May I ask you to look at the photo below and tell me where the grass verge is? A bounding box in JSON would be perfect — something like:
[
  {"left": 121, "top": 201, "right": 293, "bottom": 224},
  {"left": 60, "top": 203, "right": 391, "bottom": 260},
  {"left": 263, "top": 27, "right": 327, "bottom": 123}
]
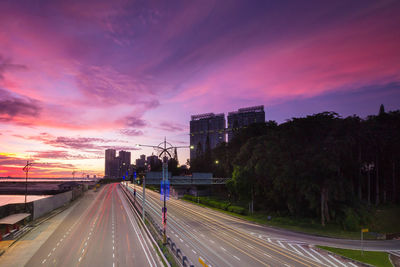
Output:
[{"left": 317, "top": 245, "right": 393, "bottom": 267}]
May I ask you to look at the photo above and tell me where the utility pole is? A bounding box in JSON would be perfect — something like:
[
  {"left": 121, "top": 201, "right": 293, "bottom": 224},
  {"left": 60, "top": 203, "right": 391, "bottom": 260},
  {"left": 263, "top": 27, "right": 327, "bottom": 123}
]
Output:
[
  {"left": 136, "top": 138, "right": 193, "bottom": 244},
  {"left": 22, "top": 161, "right": 33, "bottom": 212}
]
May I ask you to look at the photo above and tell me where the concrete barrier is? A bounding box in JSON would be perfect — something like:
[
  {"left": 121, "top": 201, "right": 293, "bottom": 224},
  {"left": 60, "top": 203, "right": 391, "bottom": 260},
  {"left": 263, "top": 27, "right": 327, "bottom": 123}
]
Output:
[{"left": 33, "top": 191, "right": 72, "bottom": 220}]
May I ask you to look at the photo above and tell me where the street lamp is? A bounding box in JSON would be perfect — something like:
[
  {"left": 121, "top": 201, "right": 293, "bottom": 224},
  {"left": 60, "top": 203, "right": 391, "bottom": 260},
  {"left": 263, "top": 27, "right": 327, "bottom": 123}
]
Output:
[
  {"left": 22, "top": 161, "right": 34, "bottom": 212},
  {"left": 136, "top": 138, "right": 192, "bottom": 244}
]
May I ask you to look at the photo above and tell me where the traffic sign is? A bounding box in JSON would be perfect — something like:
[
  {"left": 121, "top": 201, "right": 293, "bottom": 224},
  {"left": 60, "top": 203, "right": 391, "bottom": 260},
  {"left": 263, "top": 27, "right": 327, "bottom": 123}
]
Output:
[
  {"left": 160, "top": 180, "right": 170, "bottom": 200},
  {"left": 123, "top": 175, "right": 125, "bottom": 180},
  {"left": 362, "top": 228, "right": 369, "bottom": 233}
]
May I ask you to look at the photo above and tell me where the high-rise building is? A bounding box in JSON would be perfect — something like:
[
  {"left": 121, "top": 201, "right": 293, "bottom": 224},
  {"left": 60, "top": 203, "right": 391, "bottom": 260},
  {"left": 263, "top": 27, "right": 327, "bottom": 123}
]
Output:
[
  {"left": 118, "top": 150, "right": 131, "bottom": 178},
  {"left": 227, "top": 105, "right": 265, "bottom": 142},
  {"left": 105, "top": 149, "right": 118, "bottom": 178},
  {"left": 104, "top": 149, "right": 131, "bottom": 178},
  {"left": 190, "top": 113, "right": 225, "bottom": 159},
  {"left": 135, "top": 154, "right": 146, "bottom": 168}
]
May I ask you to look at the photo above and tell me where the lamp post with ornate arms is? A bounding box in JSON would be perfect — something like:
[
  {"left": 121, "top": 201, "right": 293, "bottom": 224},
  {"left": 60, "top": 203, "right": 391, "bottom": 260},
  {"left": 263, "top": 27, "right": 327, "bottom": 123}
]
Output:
[{"left": 136, "top": 138, "right": 193, "bottom": 244}]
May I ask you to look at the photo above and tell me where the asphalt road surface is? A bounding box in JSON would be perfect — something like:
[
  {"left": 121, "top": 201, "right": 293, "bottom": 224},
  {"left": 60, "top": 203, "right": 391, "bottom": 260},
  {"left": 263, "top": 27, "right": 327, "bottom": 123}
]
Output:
[
  {"left": 26, "top": 183, "right": 162, "bottom": 267},
  {"left": 128, "top": 184, "right": 399, "bottom": 267}
]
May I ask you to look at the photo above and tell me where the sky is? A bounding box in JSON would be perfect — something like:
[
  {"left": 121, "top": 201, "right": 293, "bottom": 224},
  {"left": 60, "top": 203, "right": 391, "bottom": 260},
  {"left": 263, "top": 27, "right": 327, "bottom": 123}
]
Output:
[{"left": 0, "top": 0, "right": 399, "bottom": 177}]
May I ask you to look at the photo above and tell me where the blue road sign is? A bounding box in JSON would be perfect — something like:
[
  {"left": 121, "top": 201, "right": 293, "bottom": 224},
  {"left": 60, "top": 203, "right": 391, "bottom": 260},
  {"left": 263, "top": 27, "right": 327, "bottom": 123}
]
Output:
[
  {"left": 126, "top": 171, "right": 128, "bottom": 176},
  {"left": 134, "top": 172, "right": 137, "bottom": 180},
  {"left": 160, "top": 180, "right": 170, "bottom": 200},
  {"left": 123, "top": 175, "right": 125, "bottom": 180}
]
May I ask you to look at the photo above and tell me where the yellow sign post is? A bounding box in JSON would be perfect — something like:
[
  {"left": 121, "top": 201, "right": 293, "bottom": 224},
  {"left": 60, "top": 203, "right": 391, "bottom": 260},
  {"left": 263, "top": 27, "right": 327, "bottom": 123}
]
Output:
[{"left": 361, "top": 228, "right": 369, "bottom": 255}]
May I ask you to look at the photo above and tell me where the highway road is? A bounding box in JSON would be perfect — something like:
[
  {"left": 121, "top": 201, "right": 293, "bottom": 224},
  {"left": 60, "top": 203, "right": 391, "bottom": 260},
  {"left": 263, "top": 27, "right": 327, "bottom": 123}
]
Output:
[
  {"left": 128, "top": 184, "right": 381, "bottom": 267},
  {"left": 26, "top": 183, "right": 163, "bottom": 267}
]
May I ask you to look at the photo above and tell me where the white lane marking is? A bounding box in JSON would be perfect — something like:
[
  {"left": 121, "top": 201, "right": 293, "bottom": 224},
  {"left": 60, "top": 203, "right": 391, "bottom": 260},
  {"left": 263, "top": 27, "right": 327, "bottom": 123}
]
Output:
[
  {"left": 200, "top": 234, "right": 205, "bottom": 237},
  {"left": 298, "top": 245, "right": 322, "bottom": 263},
  {"left": 185, "top": 244, "right": 189, "bottom": 247},
  {"left": 220, "top": 247, "right": 226, "bottom": 251},
  {"left": 288, "top": 243, "right": 304, "bottom": 255},
  {"left": 258, "top": 234, "right": 263, "bottom": 239},
  {"left": 250, "top": 232, "right": 255, "bottom": 235},
  {"left": 78, "top": 257, "right": 82, "bottom": 262},
  {"left": 48, "top": 253, "right": 51, "bottom": 257},
  {"left": 52, "top": 248, "right": 55, "bottom": 251},
  {"left": 192, "top": 249, "right": 197, "bottom": 254},
  {"left": 348, "top": 262, "right": 358, "bottom": 267},
  {"left": 57, "top": 242, "right": 60, "bottom": 246},
  {"left": 310, "top": 248, "right": 338, "bottom": 267},
  {"left": 60, "top": 238, "right": 63, "bottom": 242},
  {"left": 113, "top": 246, "right": 115, "bottom": 250},
  {"left": 263, "top": 253, "right": 272, "bottom": 258},
  {"left": 246, "top": 244, "right": 254, "bottom": 249},
  {"left": 234, "top": 238, "right": 239, "bottom": 242},
  {"left": 171, "top": 230, "right": 174, "bottom": 234},
  {"left": 328, "top": 255, "right": 347, "bottom": 267},
  {"left": 233, "top": 255, "right": 240, "bottom": 261},
  {"left": 113, "top": 253, "right": 115, "bottom": 258},
  {"left": 284, "top": 264, "right": 290, "bottom": 267},
  {"left": 82, "top": 249, "right": 85, "bottom": 253},
  {"left": 42, "top": 259, "right": 46, "bottom": 264},
  {"left": 267, "top": 238, "right": 272, "bottom": 243},
  {"left": 210, "top": 240, "right": 215, "bottom": 244},
  {"left": 180, "top": 238, "right": 183, "bottom": 243},
  {"left": 175, "top": 234, "right": 178, "bottom": 238},
  {"left": 84, "top": 242, "right": 87, "bottom": 246},
  {"left": 278, "top": 240, "right": 286, "bottom": 249}
]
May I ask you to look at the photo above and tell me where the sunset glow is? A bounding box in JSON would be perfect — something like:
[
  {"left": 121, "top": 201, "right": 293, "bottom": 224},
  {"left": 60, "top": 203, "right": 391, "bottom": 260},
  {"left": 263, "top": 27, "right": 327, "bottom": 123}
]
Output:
[{"left": 1, "top": 0, "right": 399, "bottom": 177}]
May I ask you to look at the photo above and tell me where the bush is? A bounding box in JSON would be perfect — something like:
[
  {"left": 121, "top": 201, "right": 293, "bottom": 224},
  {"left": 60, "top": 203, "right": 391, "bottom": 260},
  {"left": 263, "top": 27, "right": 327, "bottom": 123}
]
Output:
[
  {"left": 228, "top": 205, "right": 247, "bottom": 215},
  {"left": 343, "top": 208, "right": 360, "bottom": 231}
]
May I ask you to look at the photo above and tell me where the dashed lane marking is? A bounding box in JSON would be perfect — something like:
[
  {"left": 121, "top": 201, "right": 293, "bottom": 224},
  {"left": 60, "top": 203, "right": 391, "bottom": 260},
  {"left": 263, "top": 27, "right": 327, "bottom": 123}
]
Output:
[{"left": 233, "top": 255, "right": 240, "bottom": 261}]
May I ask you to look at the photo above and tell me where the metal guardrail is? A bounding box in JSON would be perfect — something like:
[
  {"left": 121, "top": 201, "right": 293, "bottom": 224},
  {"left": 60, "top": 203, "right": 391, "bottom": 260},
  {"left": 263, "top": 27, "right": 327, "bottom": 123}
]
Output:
[{"left": 121, "top": 185, "right": 194, "bottom": 267}]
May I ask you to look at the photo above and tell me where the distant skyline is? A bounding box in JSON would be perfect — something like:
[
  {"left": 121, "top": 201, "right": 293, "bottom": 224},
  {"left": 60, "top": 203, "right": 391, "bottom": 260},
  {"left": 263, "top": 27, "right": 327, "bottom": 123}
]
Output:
[{"left": 1, "top": 0, "right": 400, "bottom": 177}]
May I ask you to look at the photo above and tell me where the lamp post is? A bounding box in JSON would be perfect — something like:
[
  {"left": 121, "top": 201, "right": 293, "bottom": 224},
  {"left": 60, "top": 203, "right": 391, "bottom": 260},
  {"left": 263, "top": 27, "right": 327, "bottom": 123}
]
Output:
[
  {"left": 137, "top": 138, "right": 192, "bottom": 244},
  {"left": 22, "top": 161, "right": 33, "bottom": 212}
]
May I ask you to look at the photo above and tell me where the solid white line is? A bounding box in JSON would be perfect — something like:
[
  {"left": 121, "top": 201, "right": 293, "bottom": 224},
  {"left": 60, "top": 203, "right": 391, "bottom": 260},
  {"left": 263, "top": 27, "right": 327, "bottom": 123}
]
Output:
[
  {"left": 288, "top": 243, "right": 304, "bottom": 255},
  {"left": 310, "top": 248, "right": 338, "bottom": 267},
  {"left": 192, "top": 249, "right": 197, "bottom": 254},
  {"left": 233, "top": 255, "right": 240, "bottom": 261},
  {"left": 328, "top": 255, "right": 347, "bottom": 267},
  {"left": 348, "top": 262, "right": 358, "bottom": 267},
  {"left": 390, "top": 251, "right": 400, "bottom": 257},
  {"left": 298, "top": 245, "right": 322, "bottom": 263}
]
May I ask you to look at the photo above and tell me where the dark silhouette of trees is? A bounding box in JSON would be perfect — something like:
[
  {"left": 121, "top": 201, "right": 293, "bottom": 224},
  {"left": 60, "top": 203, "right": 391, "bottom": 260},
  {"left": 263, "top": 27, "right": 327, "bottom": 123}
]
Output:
[{"left": 190, "top": 106, "right": 400, "bottom": 228}]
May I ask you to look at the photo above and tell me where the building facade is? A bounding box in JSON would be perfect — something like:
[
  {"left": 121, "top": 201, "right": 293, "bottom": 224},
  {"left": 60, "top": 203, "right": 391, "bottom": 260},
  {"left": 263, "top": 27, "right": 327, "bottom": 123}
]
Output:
[
  {"left": 227, "top": 105, "right": 265, "bottom": 142},
  {"left": 190, "top": 113, "right": 225, "bottom": 159},
  {"left": 104, "top": 149, "right": 131, "bottom": 178}
]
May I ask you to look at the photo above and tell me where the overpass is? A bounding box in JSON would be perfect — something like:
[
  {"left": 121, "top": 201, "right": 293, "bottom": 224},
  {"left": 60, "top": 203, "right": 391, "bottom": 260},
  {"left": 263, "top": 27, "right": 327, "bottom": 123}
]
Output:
[{"left": 143, "top": 172, "right": 229, "bottom": 185}]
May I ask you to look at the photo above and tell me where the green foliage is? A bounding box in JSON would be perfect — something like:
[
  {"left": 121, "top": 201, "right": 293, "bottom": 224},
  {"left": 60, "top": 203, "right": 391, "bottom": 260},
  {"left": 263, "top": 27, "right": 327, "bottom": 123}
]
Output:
[
  {"left": 190, "top": 108, "right": 400, "bottom": 230},
  {"left": 227, "top": 205, "right": 247, "bottom": 215},
  {"left": 317, "top": 246, "right": 393, "bottom": 267}
]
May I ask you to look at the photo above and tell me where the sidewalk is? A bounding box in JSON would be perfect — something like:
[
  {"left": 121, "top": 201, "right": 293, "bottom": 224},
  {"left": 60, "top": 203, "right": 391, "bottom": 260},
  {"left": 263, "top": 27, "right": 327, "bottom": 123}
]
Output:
[{"left": 0, "top": 194, "right": 83, "bottom": 267}]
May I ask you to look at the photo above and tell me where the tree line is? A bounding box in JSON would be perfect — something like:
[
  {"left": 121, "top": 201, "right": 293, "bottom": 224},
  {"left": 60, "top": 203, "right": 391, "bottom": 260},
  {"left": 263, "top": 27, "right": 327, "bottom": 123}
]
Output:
[{"left": 190, "top": 105, "right": 400, "bottom": 229}]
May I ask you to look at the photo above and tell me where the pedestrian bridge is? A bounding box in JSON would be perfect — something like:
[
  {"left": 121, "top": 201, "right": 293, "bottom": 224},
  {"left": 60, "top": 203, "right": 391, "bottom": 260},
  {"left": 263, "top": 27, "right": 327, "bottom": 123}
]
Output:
[{"left": 144, "top": 172, "right": 229, "bottom": 185}]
